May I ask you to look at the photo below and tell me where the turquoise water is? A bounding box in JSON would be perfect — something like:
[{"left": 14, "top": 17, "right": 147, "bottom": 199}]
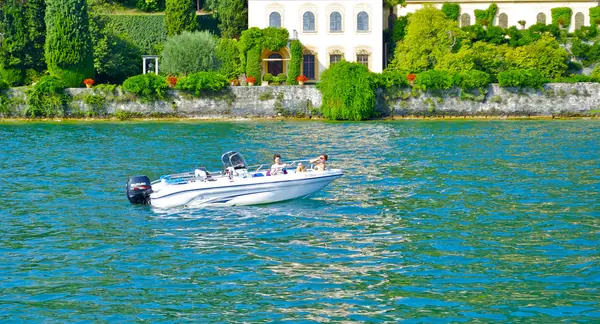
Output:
[{"left": 0, "top": 120, "right": 599, "bottom": 322}]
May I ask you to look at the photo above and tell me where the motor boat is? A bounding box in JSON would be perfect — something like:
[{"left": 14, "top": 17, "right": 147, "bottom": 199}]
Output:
[{"left": 126, "top": 151, "right": 343, "bottom": 208}]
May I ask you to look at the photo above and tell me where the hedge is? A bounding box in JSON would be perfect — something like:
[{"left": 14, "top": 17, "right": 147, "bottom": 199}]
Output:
[
  {"left": 497, "top": 69, "right": 546, "bottom": 88},
  {"left": 100, "top": 14, "right": 219, "bottom": 55},
  {"left": 287, "top": 40, "right": 302, "bottom": 85}
]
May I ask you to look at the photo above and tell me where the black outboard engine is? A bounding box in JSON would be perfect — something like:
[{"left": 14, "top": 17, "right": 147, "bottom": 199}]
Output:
[{"left": 126, "top": 175, "right": 153, "bottom": 205}]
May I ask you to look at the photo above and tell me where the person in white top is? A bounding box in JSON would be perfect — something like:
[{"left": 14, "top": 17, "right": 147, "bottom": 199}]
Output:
[{"left": 270, "top": 154, "right": 288, "bottom": 175}]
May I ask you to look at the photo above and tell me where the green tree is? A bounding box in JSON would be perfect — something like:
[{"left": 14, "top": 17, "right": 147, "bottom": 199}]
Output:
[
  {"left": 441, "top": 3, "right": 460, "bottom": 21},
  {"left": 25, "top": 0, "right": 46, "bottom": 73},
  {"left": 0, "top": 0, "right": 28, "bottom": 85},
  {"left": 504, "top": 35, "right": 568, "bottom": 78},
  {"left": 165, "top": 0, "right": 198, "bottom": 36},
  {"left": 205, "top": 0, "right": 247, "bottom": 39},
  {"left": 286, "top": 40, "right": 302, "bottom": 85},
  {"left": 45, "top": 0, "right": 94, "bottom": 87},
  {"left": 318, "top": 61, "right": 376, "bottom": 121},
  {"left": 389, "top": 5, "right": 460, "bottom": 72},
  {"left": 162, "top": 31, "right": 219, "bottom": 75}
]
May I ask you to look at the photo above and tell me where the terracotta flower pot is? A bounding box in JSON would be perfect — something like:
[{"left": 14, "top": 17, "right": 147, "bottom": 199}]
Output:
[
  {"left": 248, "top": 82, "right": 254, "bottom": 86},
  {"left": 298, "top": 81, "right": 304, "bottom": 86},
  {"left": 85, "top": 84, "right": 92, "bottom": 89}
]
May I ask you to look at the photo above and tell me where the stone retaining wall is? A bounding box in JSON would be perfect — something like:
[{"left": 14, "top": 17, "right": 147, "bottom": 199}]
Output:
[{"left": 5, "top": 83, "right": 600, "bottom": 118}]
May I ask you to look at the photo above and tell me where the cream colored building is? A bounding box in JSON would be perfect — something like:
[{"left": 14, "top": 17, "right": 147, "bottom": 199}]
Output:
[
  {"left": 392, "top": 1, "right": 600, "bottom": 32},
  {"left": 248, "top": 1, "right": 599, "bottom": 79},
  {"left": 248, "top": 0, "right": 383, "bottom": 81}
]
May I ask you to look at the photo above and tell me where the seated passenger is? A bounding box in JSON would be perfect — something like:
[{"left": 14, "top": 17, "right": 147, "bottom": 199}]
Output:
[
  {"left": 296, "top": 162, "right": 306, "bottom": 172},
  {"left": 310, "top": 154, "right": 328, "bottom": 171},
  {"left": 270, "top": 154, "right": 288, "bottom": 176}
]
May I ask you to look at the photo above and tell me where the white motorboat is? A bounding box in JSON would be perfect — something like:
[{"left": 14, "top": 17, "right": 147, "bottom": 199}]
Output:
[{"left": 126, "top": 151, "right": 343, "bottom": 208}]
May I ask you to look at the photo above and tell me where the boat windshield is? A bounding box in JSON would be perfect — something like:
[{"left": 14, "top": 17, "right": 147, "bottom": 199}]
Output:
[{"left": 221, "top": 151, "right": 248, "bottom": 169}]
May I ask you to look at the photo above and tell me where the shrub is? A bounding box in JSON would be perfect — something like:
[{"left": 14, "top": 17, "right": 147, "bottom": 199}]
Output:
[
  {"left": 287, "top": 40, "right": 302, "bottom": 85},
  {"left": 165, "top": 0, "right": 197, "bottom": 36},
  {"left": 45, "top": 0, "right": 94, "bottom": 87},
  {"left": 263, "top": 73, "right": 274, "bottom": 82},
  {"left": 136, "top": 0, "right": 163, "bottom": 12},
  {"left": 592, "top": 64, "right": 600, "bottom": 78},
  {"left": 162, "top": 31, "right": 219, "bottom": 75},
  {"left": 176, "top": 71, "right": 228, "bottom": 95},
  {"left": 551, "top": 7, "right": 572, "bottom": 27},
  {"left": 216, "top": 38, "right": 242, "bottom": 80},
  {"left": 414, "top": 70, "right": 453, "bottom": 90},
  {"left": 504, "top": 35, "right": 569, "bottom": 79},
  {"left": 441, "top": 3, "right": 460, "bottom": 21},
  {"left": 371, "top": 71, "right": 409, "bottom": 88},
  {"left": 453, "top": 70, "right": 490, "bottom": 90},
  {"left": 25, "top": 75, "right": 70, "bottom": 117},
  {"left": 122, "top": 74, "right": 169, "bottom": 101},
  {"left": 275, "top": 73, "right": 286, "bottom": 84},
  {"left": 497, "top": 69, "right": 546, "bottom": 88},
  {"left": 317, "top": 61, "right": 376, "bottom": 121},
  {"left": 0, "top": 79, "right": 10, "bottom": 91}
]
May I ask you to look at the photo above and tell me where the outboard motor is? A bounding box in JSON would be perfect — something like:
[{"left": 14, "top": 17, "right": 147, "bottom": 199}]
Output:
[{"left": 126, "top": 175, "right": 153, "bottom": 205}]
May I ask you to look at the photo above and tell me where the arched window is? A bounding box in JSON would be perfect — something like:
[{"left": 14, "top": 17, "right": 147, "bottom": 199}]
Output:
[
  {"left": 357, "top": 11, "right": 369, "bottom": 31},
  {"left": 499, "top": 13, "right": 508, "bottom": 28},
  {"left": 269, "top": 12, "right": 281, "bottom": 27},
  {"left": 330, "top": 11, "right": 342, "bottom": 32},
  {"left": 460, "top": 13, "right": 471, "bottom": 27},
  {"left": 575, "top": 12, "right": 584, "bottom": 30},
  {"left": 267, "top": 53, "right": 283, "bottom": 76},
  {"left": 537, "top": 12, "right": 546, "bottom": 24},
  {"left": 303, "top": 11, "right": 315, "bottom": 32}
]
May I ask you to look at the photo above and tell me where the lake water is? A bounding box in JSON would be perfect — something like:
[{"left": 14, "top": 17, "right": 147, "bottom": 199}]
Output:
[{"left": 1, "top": 120, "right": 599, "bottom": 322}]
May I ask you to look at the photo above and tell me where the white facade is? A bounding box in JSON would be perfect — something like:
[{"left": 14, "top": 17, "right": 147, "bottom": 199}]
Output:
[
  {"left": 394, "top": 1, "right": 600, "bottom": 33},
  {"left": 248, "top": 0, "right": 383, "bottom": 80}
]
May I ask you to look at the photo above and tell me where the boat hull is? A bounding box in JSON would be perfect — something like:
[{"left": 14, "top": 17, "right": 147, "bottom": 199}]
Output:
[{"left": 149, "top": 169, "right": 343, "bottom": 208}]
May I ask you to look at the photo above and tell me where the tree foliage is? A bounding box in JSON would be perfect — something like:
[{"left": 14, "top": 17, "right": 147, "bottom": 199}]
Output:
[
  {"left": 504, "top": 35, "right": 568, "bottom": 78},
  {"left": 205, "top": 0, "right": 247, "bottom": 39},
  {"left": 176, "top": 71, "right": 228, "bottom": 95},
  {"left": 25, "top": 0, "right": 46, "bottom": 73},
  {"left": 497, "top": 69, "right": 545, "bottom": 88},
  {"left": 0, "top": 0, "right": 28, "bottom": 85},
  {"left": 389, "top": 6, "right": 460, "bottom": 72},
  {"left": 590, "top": 6, "right": 600, "bottom": 25},
  {"left": 165, "top": 0, "right": 198, "bottom": 36},
  {"left": 318, "top": 61, "right": 376, "bottom": 121},
  {"left": 45, "top": 0, "right": 94, "bottom": 87},
  {"left": 162, "top": 31, "right": 219, "bottom": 75}
]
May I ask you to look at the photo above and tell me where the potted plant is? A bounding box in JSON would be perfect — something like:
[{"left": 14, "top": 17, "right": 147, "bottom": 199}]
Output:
[
  {"left": 167, "top": 75, "right": 177, "bottom": 88},
  {"left": 296, "top": 75, "right": 308, "bottom": 85},
  {"left": 83, "top": 78, "right": 94, "bottom": 88},
  {"left": 230, "top": 79, "right": 240, "bottom": 86},
  {"left": 262, "top": 73, "right": 273, "bottom": 86},
  {"left": 246, "top": 76, "right": 256, "bottom": 86},
  {"left": 407, "top": 73, "right": 417, "bottom": 86},
  {"left": 518, "top": 20, "right": 526, "bottom": 30},
  {"left": 276, "top": 73, "right": 287, "bottom": 85}
]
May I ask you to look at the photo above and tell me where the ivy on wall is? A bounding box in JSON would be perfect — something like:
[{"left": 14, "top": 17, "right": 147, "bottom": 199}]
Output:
[
  {"left": 551, "top": 7, "right": 572, "bottom": 27},
  {"left": 442, "top": 3, "right": 460, "bottom": 21},
  {"left": 287, "top": 40, "right": 302, "bottom": 85},
  {"left": 589, "top": 6, "right": 600, "bottom": 25},
  {"left": 474, "top": 3, "right": 497, "bottom": 26}
]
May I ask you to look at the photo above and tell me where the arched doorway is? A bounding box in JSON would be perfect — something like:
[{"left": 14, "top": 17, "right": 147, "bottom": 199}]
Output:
[{"left": 267, "top": 53, "right": 283, "bottom": 76}]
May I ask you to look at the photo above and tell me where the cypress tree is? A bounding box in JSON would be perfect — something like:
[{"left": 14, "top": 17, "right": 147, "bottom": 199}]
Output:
[
  {"left": 25, "top": 0, "right": 46, "bottom": 73},
  {"left": 165, "top": 0, "right": 198, "bottom": 36},
  {"left": 0, "top": 0, "right": 28, "bottom": 85},
  {"left": 45, "top": 0, "right": 94, "bottom": 87}
]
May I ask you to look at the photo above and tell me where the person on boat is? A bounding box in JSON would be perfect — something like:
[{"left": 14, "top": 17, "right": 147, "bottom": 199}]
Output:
[
  {"left": 270, "top": 154, "right": 288, "bottom": 175},
  {"left": 310, "top": 154, "right": 328, "bottom": 171}
]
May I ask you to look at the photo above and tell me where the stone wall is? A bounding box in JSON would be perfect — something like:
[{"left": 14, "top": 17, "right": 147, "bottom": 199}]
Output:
[
  {"left": 5, "top": 83, "right": 600, "bottom": 118},
  {"left": 377, "top": 83, "right": 600, "bottom": 117}
]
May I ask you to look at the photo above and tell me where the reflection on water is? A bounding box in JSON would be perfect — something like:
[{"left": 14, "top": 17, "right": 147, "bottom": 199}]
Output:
[{"left": 0, "top": 120, "right": 599, "bottom": 322}]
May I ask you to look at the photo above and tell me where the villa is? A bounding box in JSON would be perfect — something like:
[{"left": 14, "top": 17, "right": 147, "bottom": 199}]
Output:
[{"left": 248, "top": 0, "right": 600, "bottom": 80}]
